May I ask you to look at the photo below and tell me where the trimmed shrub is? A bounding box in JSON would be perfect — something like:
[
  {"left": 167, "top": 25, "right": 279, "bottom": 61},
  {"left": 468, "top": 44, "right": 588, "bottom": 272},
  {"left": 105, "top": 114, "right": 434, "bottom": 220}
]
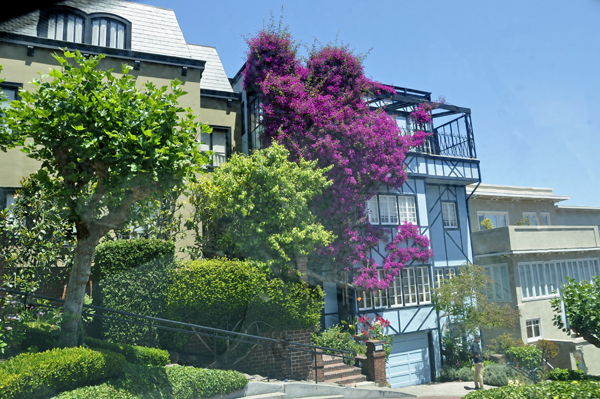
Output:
[
  {"left": 164, "top": 258, "right": 324, "bottom": 350},
  {"left": 546, "top": 367, "right": 586, "bottom": 381},
  {"left": 463, "top": 380, "right": 600, "bottom": 399},
  {"left": 457, "top": 366, "right": 475, "bottom": 382},
  {"left": 505, "top": 346, "right": 542, "bottom": 371},
  {"left": 92, "top": 238, "right": 177, "bottom": 347},
  {"left": 20, "top": 322, "right": 59, "bottom": 353},
  {"left": 92, "top": 238, "right": 175, "bottom": 280},
  {"left": 0, "top": 347, "right": 126, "bottom": 399},
  {"left": 483, "top": 364, "right": 522, "bottom": 386},
  {"left": 85, "top": 337, "right": 170, "bottom": 366},
  {"left": 55, "top": 364, "right": 248, "bottom": 399},
  {"left": 311, "top": 324, "right": 353, "bottom": 353}
]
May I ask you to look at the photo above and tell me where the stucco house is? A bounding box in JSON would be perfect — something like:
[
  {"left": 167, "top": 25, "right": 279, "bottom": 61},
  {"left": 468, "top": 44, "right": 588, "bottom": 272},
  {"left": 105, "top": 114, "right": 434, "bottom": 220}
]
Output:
[
  {"left": 0, "top": 0, "right": 242, "bottom": 254},
  {"left": 467, "top": 183, "right": 600, "bottom": 374}
]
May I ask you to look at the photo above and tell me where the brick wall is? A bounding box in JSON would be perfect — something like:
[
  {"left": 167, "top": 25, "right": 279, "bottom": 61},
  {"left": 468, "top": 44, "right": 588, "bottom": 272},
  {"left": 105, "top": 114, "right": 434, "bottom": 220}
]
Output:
[{"left": 184, "top": 329, "right": 319, "bottom": 381}]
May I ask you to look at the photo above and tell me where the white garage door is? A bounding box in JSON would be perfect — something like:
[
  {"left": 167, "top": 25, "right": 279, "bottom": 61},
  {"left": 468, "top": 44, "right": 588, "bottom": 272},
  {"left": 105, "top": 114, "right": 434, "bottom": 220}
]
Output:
[{"left": 386, "top": 331, "right": 431, "bottom": 387}]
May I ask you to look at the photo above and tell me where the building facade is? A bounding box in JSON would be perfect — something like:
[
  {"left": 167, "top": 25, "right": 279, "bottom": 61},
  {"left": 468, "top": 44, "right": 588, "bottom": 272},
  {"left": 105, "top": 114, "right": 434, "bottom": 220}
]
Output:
[
  {"left": 468, "top": 183, "right": 600, "bottom": 375},
  {"left": 231, "top": 73, "right": 481, "bottom": 386},
  {"left": 0, "top": 0, "right": 242, "bottom": 253}
]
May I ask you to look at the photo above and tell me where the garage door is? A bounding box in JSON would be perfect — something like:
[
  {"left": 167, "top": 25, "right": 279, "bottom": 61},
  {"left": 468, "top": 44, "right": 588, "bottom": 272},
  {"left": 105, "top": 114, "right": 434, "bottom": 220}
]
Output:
[{"left": 386, "top": 331, "right": 431, "bottom": 387}]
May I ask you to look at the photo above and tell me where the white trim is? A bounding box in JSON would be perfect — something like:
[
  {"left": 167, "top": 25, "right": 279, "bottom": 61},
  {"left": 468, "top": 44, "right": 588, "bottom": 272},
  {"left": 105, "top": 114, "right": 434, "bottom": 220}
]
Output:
[
  {"left": 522, "top": 212, "right": 539, "bottom": 226},
  {"left": 474, "top": 247, "right": 600, "bottom": 258},
  {"left": 484, "top": 263, "right": 511, "bottom": 301},
  {"left": 379, "top": 195, "right": 399, "bottom": 225},
  {"left": 367, "top": 196, "right": 379, "bottom": 224},
  {"left": 477, "top": 211, "right": 509, "bottom": 230},
  {"left": 442, "top": 202, "right": 458, "bottom": 228},
  {"left": 525, "top": 318, "right": 542, "bottom": 342},
  {"left": 540, "top": 212, "right": 551, "bottom": 226},
  {"left": 398, "top": 196, "right": 417, "bottom": 224}
]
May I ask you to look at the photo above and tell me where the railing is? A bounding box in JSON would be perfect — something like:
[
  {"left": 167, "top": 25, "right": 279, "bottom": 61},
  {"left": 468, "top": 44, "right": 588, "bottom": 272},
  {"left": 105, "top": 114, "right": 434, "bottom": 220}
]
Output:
[
  {"left": 0, "top": 287, "right": 352, "bottom": 383},
  {"left": 412, "top": 114, "right": 476, "bottom": 159}
]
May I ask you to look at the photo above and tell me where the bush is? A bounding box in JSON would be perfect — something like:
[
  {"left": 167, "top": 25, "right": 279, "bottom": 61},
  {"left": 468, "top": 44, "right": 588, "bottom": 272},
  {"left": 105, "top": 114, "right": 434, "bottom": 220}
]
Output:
[
  {"left": 486, "top": 333, "right": 525, "bottom": 355},
  {"left": 0, "top": 347, "right": 126, "bottom": 399},
  {"left": 456, "top": 366, "right": 475, "bottom": 382},
  {"left": 311, "top": 324, "right": 353, "bottom": 353},
  {"left": 439, "top": 365, "right": 459, "bottom": 382},
  {"left": 55, "top": 363, "right": 248, "bottom": 399},
  {"left": 164, "top": 258, "right": 324, "bottom": 351},
  {"left": 20, "top": 322, "right": 59, "bottom": 353},
  {"left": 505, "top": 346, "right": 542, "bottom": 370},
  {"left": 92, "top": 238, "right": 175, "bottom": 280},
  {"left": 92, "top": 238, "right": 177, "bottom": 347},
  {"left": 546, "top": 368, "right": 586, "bottom": 381},
  {"left": 483, "top": 364, "right": 522, "bottom": 386},
  {"left": 463, "top": 380, "right": 600, "bottom": 399},
  {"left": 85, "top": 337, "right": 170, "bottom": 366}
]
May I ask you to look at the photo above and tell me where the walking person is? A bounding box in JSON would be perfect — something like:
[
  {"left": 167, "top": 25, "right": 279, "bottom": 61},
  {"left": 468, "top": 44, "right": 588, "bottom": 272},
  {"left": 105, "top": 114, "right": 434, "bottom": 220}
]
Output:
[{"left": 472, "top": 335, "right": 484, "bottom": 390}]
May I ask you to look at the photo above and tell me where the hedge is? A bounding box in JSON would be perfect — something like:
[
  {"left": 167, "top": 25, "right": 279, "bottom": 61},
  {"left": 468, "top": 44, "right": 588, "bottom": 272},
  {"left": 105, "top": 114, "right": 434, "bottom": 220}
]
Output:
[
  {"left": 546, "top": 367, "right": 586, "bottom": 381},
  {"left": 54, "top": 364, "right": 248, "bottom": 399},
  {"left": 0, "top": 347, "right": 126, "bottom": 399},
  {"left": 439, "top": 365, "right": 521, "bottom": 386},
  {"left": 85, "top": 337, "right": 170, "bottom": 366},
  {"left": 164, "top": 258, "right": 324, "bottom": 350},
  {"left": 504, "top": 346, "right": 542, "bottom": 370},
  {"left": 463, "top": 380, "right": 600, "bottom": 399},
  {"left": 21, "top": 322, "right": 59, "bottom": 353},
  {"left": 92, "top": 238, "right": 175, "bottom": 280},
  {"left": 91, "top": 238, "right": 177, "bottom": 347}
]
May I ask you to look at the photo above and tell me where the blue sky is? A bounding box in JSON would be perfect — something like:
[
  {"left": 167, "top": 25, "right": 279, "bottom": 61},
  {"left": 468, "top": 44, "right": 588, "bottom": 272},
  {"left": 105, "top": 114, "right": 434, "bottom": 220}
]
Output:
[{"left": 138, "top": 0, "right": 600, "bottom": 206}]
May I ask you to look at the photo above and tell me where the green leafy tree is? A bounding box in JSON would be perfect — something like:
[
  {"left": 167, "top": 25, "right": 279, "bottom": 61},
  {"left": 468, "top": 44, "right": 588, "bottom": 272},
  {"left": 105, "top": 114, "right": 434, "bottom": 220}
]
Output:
[
  {"left": 187, "top": 142, "right": 334, "bottom": 272},
  {"left": 433, "top": 263, "right": 521, "bottom": 336},
  {"left": 0, "top": 51, "right": 210, "bottom": 346},
  {"left": 0, "top": 175, "right": 75, "bottom": 291},
  {"left": 551, "top": 277, "right": 600, "bottom": 348}
]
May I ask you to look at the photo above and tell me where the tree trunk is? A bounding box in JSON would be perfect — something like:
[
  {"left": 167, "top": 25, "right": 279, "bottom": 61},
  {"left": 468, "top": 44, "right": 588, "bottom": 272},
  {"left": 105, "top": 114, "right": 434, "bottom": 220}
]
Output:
[{"left": 59, "top": 222, "right": 100, "bottom": 347}]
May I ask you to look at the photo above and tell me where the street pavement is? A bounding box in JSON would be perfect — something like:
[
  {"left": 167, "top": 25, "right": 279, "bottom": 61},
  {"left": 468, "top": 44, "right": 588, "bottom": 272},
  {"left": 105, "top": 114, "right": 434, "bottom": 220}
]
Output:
[{"left": 387, "top": 381, "right": 495, "bottom": 398}]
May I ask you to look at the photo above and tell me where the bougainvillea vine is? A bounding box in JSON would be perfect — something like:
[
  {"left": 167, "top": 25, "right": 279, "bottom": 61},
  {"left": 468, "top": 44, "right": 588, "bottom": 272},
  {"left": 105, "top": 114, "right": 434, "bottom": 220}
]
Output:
[{"left": 243, "top": 26, "right": 435, "bottom": 290}]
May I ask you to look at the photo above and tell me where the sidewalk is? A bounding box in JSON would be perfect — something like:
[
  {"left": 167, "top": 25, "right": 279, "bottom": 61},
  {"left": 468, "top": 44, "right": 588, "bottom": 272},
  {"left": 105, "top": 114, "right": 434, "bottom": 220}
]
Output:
[{"left": 387, "top": 381, "right": 494, "bottom": 398}]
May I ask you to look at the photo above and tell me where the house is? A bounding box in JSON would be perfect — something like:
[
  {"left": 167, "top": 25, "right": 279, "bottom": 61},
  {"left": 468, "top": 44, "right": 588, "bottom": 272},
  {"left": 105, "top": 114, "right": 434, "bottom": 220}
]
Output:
[
  {"left": 467, "top": 183, "right": 600, "bottom": 374},
  {"left": 0, "top": 0, "right": 242, "bottom": 253},
  {"left": 231, "top": 70, "right": 481, "bottom": 386}
]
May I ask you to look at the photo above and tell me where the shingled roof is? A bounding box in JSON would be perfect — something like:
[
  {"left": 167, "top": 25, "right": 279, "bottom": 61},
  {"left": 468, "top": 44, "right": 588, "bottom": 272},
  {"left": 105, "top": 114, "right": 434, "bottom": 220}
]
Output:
[{"left": 0, "top": 0, "right": 232, "bottom": 92}]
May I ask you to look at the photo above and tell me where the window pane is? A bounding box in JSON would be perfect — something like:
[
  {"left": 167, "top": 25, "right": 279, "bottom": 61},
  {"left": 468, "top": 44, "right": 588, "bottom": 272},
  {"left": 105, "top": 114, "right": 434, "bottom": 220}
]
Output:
[
  {"left": 398, "top": 196, "right": 417, "bottom": 224},
  {"left": 501, "top": 266, "right": 510, "bottom": 299},
  {"left": 109, "top": 21, "right": 117, "bottom": 48},
  {"left": 499, "top": 214, "right": 507, "bottom": 227},
  {"left": 478, "top": 214, "right": 485, "bottom": 230},
  {"left": 380, "top": 196, "right": 398, "bottom": 225},
  {"left": 489, "top": 215, "right": 499, "bottom": 228},
  {"left": 66, "top": 14, "right": 75, "bottom": 42},
  {"left": 403, "top": 269, "right": 417, "bottom": 305},
  {"left": 525, "top": 264, "right": 535, "bottom": 297},
  {"left": 594, "top": 260, "right": 600, "bottom": 278},
  {"left": 435, "top": 269, "right": 444, "bottom": 287},
  {"left": 75, "top": 17, "right": 83, "bottom": 43},
  {"left": 536, "top": 264, "right": 546, "bottom": 296},
  {"left": 47, "top": 14, "right": 57, "bottom": 39},
  {"left": 99, "top": 19, "right": 107, "bottom": 47},
  {"left": 580, "top": 261, "right": 589, "bottom": 282},
  {"left": 442, "top": 202, "right": 457, "bottom": 228},
  {"left": 418, "top": 267, "right": 431, "bottom": 303},
  {"left": 367, "top": 196, "right": 379, "bottom": 224},
  {"left": 389, "top": 275, "right": 400, "bottom": 306},
  {"left": 519, "top": 265, "right": 528, "bottom": 298},
  {"left": 561, "top": 262, "right": 568, "bottom": 286},
  {"left": 117, "top": 23, "right": 125, "bottom": 49},
  {"left": 56, "top": 14, "right": 65, "bottom": 40},
  {"left": 548, "top": 263, "right": 557, "bottom": 294}
]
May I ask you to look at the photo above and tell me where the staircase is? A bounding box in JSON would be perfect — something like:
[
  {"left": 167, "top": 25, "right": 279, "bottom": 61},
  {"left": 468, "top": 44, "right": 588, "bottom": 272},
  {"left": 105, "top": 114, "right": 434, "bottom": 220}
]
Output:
[{"left": 322, "top": 354, "right": 368, "bottom": 386}]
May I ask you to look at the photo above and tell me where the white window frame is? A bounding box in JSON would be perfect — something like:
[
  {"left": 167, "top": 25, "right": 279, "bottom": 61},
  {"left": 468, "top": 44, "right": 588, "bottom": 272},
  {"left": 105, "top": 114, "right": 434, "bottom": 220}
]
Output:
[
  {"left": 373, "top": 270, "right": 388, "bottom": 308},
  {"left": 442, "top": 202, "right": 458, "bottom": 228},
  {"left": 484, "top": 264, "right": 511, "bottom": 301},
  {"left": 402, "top": 268, "right": 418, "bottom": 306},
  {"left": 379, "top": 195, "right": 399, "bottom": 225},
  {"left": 366, "top": 196, "right": 379, "bottom": 224},
  {"left": 477, "top": 211, "right": 509, "bottom": 230},
  {"left": 398, "top": 196, "right": 417, "bottom": 224},
  {"left": 357, "top": 288, "right": 372, "bottom": 311},
  {"left": 526, "top": 318, "right": 542, "bottom": 342},
  {"left": 523, "top": 212, "right": 539, "bottom": 226},
  {"left": 540, "top": 212, "right": 551, "bottom": 226},
  {"left": 519, "top": 258, "right": 600, "bottom": 300},
  {"left": 417, "top": 266, "right": 431, "bottom": 304},
  {"left": 389, "top": 273, "right": 403, "bottom": 307}
]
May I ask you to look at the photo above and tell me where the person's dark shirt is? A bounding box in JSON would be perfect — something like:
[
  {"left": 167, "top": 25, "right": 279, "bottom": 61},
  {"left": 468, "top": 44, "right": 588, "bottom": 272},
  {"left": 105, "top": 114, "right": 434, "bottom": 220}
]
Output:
[{"left": 471, "top": 341, "right": 483, "bottom": 363}]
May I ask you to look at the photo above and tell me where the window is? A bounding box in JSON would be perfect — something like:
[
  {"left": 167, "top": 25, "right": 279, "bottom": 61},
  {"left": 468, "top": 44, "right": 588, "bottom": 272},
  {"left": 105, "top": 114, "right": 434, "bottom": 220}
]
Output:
[
  {"left": 435, "top": 267, "right": 457, "bottom": 287},
  {"left": 526, "top": 319, "right": 542, "bottom": 341},
  {"left": 91, "top": 18, "right": 126, "bottom": 49},
  {"left": 248, "top": 96, "right": 263, "bottom": 151},
  {"left": 366, "top": 195, "right": 418, "bottom": 226},
  {"left": 38, "top": 8, "right": 131, "bottom": 50},
  {"left": 201, "top": 127, "right": 231, "bottom": 169},
  {"left": 523, "top": 212, "right": 539, "bottom": 226},
  {"left": 373, "top": 270, "right": 388, "bottom": 308},
  {"left": 416, "top": 266, "right": 431, "bottom": 304},
  {"left": 389, "top": 273, "right": 402, "bottom": 307},
  {"left": 44, "top": 12, "right": 85, "bottom": 43},
  {"left": 519, "top": 258, "right": 600, "bottom": 299},
  {"left": 357, "top": 288, "right": 372, "bottom": 311},
  {"left": 403, "top": 268, "right": 418, "bottom": 305},
  {"left": 477, "top": 211, "right": 508, "bottom": 230},
  {"left": 484, "top": 264, "right": 511, "bottom": 300},
  {"left": 442, "top": 202, "right": 458, "bottom": 228},
  {"left": 398, "top": 196, "right": 417, "bottom": 224},
  {"left": 1, "top": 86, "right": 17, "bottom": 106},
  {"left": 367, "top": 196, "right": 379, "bottom": 224},
  {"left": 379, "top": 195, "right": 398, "bottom": 225},
  {"left": 540, "top": 212, "right": 551, "bottom": 226}
]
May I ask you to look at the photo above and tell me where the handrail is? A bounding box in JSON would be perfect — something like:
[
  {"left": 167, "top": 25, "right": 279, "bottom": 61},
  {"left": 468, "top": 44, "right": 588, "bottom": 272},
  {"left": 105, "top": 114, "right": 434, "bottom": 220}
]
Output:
[{"left": 0, "top": 287, "right": 353, "bottom": 383}]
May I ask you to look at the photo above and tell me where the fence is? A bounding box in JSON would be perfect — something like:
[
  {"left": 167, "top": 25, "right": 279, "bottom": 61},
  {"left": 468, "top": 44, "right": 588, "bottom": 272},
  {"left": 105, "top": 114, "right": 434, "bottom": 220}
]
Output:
[{"left": 0, "top": 287, "right": 352, "bottom": 383}]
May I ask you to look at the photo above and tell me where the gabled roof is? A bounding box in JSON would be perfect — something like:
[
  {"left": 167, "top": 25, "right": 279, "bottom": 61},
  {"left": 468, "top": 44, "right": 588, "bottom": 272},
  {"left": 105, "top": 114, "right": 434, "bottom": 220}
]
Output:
[
  {"left": 188, "top": 44, "right": 233, "bottom": 93},
  {"left": 0, "top": 0, "right": 234, "bottom": 92}
]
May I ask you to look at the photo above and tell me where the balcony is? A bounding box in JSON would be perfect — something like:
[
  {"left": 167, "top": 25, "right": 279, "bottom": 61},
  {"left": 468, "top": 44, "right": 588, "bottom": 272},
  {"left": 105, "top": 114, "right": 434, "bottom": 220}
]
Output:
[{"left": 473, "top": 226, "right": 600, "bottom": 256}]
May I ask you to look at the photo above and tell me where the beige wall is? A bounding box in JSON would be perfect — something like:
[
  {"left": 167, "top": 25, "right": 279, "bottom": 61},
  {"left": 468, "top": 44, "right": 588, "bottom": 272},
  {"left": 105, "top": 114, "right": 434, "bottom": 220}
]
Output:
[
  {"left": 557, "top": 207, "right": 600, "bottom": 227},
  {"left": 469, "top": 198, "right": 557, "bottom": 232}
]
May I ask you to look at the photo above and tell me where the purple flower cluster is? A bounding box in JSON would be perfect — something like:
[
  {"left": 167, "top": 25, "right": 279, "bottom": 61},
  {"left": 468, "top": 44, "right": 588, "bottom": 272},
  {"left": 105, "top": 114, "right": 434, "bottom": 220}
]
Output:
[{"left": 243, "top": 29, "right": 433, "bottom": 289}]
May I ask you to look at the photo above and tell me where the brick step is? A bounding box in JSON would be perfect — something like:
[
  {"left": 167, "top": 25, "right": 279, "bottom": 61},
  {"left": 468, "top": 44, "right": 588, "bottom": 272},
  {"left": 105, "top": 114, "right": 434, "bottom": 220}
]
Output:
[
  {"left": 325, "top": 373, "right": 368, "bottom": 386},
  {"left": 322, "top": 354, "right": 351, "bottom": 365},
  {"left": 323, "top": 362, "right": 355, "bottom": 373},
  {"left": 324, "top": 366, "right": 364, "bottom": 380}
]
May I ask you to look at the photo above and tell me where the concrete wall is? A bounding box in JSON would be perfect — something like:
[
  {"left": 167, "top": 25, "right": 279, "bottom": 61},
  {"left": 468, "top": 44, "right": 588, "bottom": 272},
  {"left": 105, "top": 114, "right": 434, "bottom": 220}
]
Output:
[
  {"left": 556, "top": 207, "right": 600, "bottom": 227},
  {"left": 473, "top": 226, "right": 600, "bottom": 255}
]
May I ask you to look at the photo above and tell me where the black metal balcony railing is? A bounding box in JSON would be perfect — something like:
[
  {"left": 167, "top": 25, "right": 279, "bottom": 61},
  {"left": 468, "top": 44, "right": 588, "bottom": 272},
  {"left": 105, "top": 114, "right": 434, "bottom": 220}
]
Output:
[{"left": 411, "top": 114, "right": 476, "bottom": 159}]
